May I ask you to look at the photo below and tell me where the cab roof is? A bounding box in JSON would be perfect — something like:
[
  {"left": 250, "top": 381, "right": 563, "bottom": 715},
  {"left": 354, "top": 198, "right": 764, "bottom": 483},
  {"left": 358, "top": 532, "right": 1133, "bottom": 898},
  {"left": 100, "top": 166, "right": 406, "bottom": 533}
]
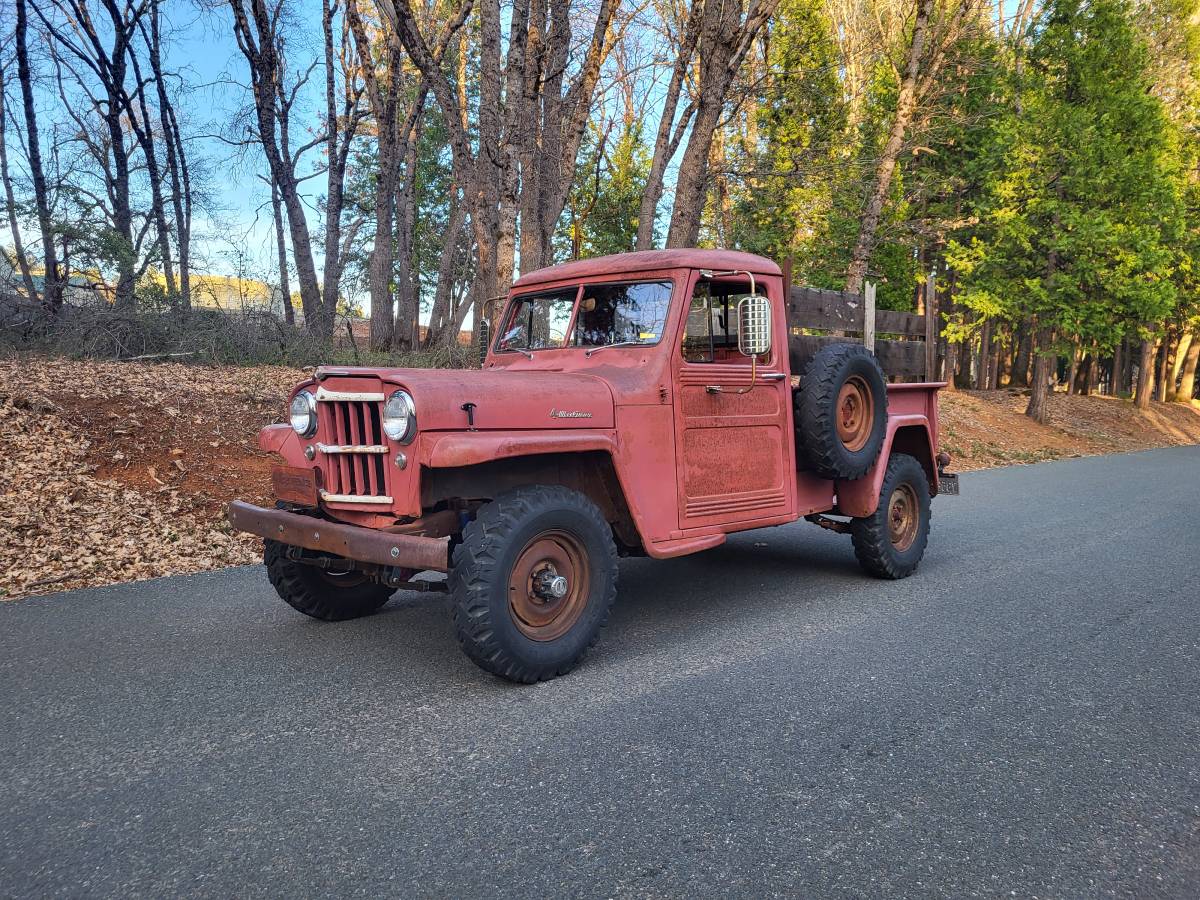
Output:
[{"left": 512, "top": 249, "right": 782, "bottom": 289}]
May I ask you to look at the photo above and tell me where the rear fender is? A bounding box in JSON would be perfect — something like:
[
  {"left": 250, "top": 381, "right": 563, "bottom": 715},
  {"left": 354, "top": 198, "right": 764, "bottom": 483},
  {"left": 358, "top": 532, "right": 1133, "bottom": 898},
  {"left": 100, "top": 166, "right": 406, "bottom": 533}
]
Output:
[{"left": 835, "top": 416, "right": 937, "bottom": 518}]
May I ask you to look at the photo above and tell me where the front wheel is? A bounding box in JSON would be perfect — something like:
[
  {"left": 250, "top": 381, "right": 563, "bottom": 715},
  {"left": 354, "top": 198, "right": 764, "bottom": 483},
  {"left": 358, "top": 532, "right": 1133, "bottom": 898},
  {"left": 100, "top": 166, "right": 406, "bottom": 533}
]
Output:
[
  {"left": 850, "top": 453, "right": 932, "bottom": 579},
  {"left": 448, "top": 486, "right": 618, "bottom": 683},
  {"left": 264, "top": 539, "right": 394, "bottom": 621}
]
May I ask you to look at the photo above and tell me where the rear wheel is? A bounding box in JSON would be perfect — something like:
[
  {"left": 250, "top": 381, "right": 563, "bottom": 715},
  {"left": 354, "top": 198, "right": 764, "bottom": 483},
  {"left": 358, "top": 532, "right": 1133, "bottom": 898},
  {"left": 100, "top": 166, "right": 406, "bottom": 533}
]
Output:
[
  {"left": 448, "top": 486, "right": 618, "bottom": 683},
  {"left": 264, "top": 539, "right": 393, "bottom": 621},
  {"left": 850, "top": 453, "right": 932, "bottom": 579}
]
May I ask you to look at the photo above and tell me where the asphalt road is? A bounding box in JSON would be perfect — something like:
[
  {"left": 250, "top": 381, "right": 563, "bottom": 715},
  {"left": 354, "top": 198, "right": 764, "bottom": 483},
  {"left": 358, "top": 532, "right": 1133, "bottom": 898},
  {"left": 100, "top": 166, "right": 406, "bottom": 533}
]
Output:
[{"left": 3, "top": 447, "right": 1200, "bottom": 898}]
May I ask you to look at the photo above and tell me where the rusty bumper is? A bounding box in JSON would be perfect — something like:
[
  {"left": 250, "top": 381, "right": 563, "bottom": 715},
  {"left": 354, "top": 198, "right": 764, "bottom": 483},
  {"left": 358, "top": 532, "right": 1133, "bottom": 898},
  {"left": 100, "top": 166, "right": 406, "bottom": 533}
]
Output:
[{"left": 226, "top": 500, "right": 449, "bottom": 573}]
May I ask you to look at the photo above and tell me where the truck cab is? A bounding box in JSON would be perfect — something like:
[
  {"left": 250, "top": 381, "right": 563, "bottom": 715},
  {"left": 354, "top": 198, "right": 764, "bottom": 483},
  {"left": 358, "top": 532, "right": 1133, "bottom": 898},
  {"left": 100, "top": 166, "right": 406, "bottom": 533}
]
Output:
[{"left": 228, "top": 249, "right": 950, "bottom": 682}]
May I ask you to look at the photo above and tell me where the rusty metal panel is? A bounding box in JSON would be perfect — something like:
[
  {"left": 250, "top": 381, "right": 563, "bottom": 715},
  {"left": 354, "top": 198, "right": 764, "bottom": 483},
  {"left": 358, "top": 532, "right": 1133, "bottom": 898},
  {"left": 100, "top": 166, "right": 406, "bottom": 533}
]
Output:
[
  {"left": 226, "top": 500, "right": 448, "bottom": 572},
  {"left": 271, "top": 465, "right": 319, "bottom": 507}
]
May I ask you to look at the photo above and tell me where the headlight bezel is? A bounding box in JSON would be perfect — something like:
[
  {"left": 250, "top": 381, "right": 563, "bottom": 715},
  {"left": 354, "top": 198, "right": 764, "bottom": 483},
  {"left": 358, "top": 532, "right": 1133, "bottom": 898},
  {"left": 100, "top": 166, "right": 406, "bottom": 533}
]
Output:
[
  {"left": 383, "top": 389, "right": 417, "bottom": 444},
  {"left": 289, "top": 389, "right": 318, "bottom": 438}
]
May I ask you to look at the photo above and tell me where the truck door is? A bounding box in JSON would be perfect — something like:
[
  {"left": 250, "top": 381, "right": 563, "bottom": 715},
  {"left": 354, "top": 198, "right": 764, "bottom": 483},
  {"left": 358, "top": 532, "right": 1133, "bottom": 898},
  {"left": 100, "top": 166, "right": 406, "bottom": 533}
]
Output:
[{"left": 673, "top": 272, "right": 794, "bottom": 529}]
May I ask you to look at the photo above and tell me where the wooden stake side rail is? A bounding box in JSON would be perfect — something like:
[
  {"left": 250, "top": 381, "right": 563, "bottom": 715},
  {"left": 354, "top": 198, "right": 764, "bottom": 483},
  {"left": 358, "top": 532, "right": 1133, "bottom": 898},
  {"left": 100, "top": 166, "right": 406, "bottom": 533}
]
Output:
[{"left": 787, "top": 282, "right": 941, "bottom": 382}]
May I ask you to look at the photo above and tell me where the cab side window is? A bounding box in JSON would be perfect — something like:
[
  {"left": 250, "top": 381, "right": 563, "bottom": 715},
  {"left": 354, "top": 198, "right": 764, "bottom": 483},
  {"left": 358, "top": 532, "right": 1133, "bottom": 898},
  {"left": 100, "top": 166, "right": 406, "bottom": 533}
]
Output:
[{"left": 681, "top": 282, "right": 764, "bottom": 364}]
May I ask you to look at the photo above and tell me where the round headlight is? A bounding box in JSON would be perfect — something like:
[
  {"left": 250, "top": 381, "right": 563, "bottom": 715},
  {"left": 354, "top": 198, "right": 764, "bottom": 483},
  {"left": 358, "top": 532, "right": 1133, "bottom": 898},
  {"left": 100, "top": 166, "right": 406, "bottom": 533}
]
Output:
[
  {"left": 289, "top": 390, "right": 317, "bottom": 437},
  {"left": 383, "top": 390, "right": 416, "bottom": 443}
]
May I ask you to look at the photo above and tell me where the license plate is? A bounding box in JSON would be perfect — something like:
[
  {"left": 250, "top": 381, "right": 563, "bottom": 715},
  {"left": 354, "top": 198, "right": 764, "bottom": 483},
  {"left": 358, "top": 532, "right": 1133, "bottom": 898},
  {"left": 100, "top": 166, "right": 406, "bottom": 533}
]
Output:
[
  {"left": 272, "top": 465, "right": 319, "bottom": 506},
  {"left": 938, "top": 473, "right": 960, "bottom": 495}
]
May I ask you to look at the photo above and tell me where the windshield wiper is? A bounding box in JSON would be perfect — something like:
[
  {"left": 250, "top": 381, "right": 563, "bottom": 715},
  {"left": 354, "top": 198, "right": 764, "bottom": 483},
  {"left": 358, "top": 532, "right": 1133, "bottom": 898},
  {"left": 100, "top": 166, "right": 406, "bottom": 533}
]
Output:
[{"left": 584, "top": 341, "right": 643, "bottom": 358}]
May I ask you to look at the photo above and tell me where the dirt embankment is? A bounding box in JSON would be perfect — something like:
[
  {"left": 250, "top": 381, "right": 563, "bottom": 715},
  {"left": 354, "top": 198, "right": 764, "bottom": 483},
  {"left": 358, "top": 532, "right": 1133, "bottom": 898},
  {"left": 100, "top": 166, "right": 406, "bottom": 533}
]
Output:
[{"left": 2, "top": 357, "right": 1198, "bottom": 600}]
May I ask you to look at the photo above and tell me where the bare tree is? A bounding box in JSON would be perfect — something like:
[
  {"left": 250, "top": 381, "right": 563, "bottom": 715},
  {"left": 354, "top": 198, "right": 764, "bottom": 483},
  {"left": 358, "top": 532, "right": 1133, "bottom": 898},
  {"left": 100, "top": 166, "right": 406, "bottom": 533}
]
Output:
[
  {"left": 845, "top": 0, "right": 977, "bottom": 293},
  {"left": 636, "top": 0, "right": 701, "bottom": 251},
  {"left": 515, "top": 0, "right": 620, "bottom": 272},
  {"left": 15, "top": 0, "right": 63, "bottom": 311},
  {"left": 0, "top": 57, "right": 39, "bottom": 302},
  {"left": 664, "top": 0, "right": 779, "bottom": 248},
  {"left": 33, "top": 0, "right": 160, "bottom": 307},
  {"left": 384, "top": 0, "right": 617, "bottom": 322},
  {"left": 346, "top": 0, "right": 469, "bottom": 349},
  {"left": 229, "top": 0, "right": 329, "bottom": 333},
  {"left": 139, "top": 1, "right": 193, "bottom": 307}
]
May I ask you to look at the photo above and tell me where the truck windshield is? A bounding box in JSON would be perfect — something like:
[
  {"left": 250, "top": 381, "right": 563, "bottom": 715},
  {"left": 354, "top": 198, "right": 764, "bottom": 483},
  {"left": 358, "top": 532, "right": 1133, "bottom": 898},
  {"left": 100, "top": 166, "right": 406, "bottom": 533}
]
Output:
[
  {"left": 496, "top": 288, "right": 577, "bottom": 351},
  {"left": 496, "top": 280, "right": 673, "bottom": 354},
  {"left": 572, "top": 281, "right": 672, "bottom": 347}
]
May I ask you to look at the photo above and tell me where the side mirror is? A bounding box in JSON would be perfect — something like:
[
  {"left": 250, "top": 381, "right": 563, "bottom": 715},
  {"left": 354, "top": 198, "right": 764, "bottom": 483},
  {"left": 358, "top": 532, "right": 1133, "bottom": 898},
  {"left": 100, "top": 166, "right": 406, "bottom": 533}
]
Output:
[
  {"left": 737, "top": 295, "right": 772, "bottom": 357},
  {"left": 477, "top": 319, "right": 491, "bottom": 367}
]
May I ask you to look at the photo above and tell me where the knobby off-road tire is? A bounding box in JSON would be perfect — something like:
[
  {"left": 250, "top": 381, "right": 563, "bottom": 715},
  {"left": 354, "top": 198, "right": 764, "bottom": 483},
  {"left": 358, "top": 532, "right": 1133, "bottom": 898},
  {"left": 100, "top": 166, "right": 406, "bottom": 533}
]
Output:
[
  {"left": 851, "top": 453, "right": 932, "bottom": 580},
  {"left": 449, "top": 486, "right": 618, "bottom": 684},
  {"left": 796, "top": 342, "right": 888, "bottom": 480},
  {"left": 264, "top": 539, "right": 393, "bottom": 621}
]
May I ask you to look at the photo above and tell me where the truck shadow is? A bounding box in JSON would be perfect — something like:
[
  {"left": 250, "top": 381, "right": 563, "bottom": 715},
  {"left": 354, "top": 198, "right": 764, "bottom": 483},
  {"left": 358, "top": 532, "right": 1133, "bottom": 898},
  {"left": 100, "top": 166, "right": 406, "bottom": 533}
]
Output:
[{"left": 320, "top": 525, "right": 868, "bottom": 678}]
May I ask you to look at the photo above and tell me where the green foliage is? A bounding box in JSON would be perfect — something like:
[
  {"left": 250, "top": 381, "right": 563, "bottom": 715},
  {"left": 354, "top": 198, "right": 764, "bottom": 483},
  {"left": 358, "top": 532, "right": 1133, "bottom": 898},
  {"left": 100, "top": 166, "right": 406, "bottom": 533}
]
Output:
[
  {"left": 559, "top": 117, "right": 652, "bottom": 260},
  {"left": 949, "top": 0, "right": 1184, "bottom": 353}
]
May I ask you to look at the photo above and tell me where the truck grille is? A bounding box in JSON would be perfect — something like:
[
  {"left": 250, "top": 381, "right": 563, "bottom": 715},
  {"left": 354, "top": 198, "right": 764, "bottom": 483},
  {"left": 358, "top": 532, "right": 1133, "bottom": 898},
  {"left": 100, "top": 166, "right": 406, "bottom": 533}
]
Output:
[{"left": 315, "top": 388, "right": 391, "bottom": 503}]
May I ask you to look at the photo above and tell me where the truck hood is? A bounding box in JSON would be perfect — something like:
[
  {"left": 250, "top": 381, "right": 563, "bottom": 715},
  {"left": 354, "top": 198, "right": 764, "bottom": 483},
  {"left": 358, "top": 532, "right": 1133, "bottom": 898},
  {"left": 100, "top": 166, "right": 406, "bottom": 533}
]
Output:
[{"left": 316, "top": 366, "right": 615, "bottom": 431}]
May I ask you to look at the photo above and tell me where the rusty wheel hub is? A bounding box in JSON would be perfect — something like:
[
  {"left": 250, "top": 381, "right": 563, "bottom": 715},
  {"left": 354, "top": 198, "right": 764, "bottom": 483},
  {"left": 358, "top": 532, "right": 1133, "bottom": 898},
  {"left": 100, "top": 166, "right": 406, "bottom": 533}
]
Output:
[
  {"left": 508, "top": 529, "right": 590, "bottom": 642},
  {"left": 836, "top": 375, "right": 874, "bottom": 452},
  {"left": 887, "top": 483, "right": 919, "bottom": 552}
]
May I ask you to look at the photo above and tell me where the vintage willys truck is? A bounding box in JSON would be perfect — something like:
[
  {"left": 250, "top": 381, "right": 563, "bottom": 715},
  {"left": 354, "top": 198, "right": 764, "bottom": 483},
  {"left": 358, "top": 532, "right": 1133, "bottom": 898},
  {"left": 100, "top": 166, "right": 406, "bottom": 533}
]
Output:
[{"left": 228, "top": 249, "right": 955, "bottom": 682}]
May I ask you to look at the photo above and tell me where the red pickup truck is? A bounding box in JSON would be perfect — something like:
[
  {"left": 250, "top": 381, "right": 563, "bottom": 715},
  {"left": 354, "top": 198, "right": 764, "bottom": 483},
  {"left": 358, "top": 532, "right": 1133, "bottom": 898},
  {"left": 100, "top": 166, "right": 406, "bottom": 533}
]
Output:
[{"left": 228, "top": 249, "right": 954, "bottom": 682}]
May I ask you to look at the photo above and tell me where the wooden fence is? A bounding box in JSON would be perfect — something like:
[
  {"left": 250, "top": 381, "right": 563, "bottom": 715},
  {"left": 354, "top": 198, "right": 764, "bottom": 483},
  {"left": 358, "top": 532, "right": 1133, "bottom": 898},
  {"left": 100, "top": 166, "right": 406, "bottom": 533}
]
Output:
[{"left": 786, "top": 277, "right": 941, "bottom": 382}]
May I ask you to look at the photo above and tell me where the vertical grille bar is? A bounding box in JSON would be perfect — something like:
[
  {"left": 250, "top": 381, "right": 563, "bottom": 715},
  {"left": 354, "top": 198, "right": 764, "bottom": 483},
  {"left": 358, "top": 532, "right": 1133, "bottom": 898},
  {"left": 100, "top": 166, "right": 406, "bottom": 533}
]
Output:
[
  {"left": 333, "top": 402, "right": 352, "bottom": 493},
  {"left": 316, "top": 392, "right": 389, "bottom": 501}
]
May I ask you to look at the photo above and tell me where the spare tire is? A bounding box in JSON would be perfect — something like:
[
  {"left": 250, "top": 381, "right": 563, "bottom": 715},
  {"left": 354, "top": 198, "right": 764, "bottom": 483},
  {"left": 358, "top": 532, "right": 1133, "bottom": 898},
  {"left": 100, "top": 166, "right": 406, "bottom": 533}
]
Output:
[{"left": 796, "top": 342, "right": 887, "bottom": 480}]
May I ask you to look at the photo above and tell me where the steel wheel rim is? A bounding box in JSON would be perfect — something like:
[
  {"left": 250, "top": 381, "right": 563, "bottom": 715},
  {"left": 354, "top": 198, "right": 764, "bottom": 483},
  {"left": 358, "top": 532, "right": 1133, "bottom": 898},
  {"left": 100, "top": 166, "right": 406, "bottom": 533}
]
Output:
[
  {"left": 888, "top": 483, "right": 919, "bottom": 552},
  {"left": 508, "top": 529, "right": 590, "bottom": 642},
  {"left": 837, "top": 376, "right": 874, "bottom": 452}
]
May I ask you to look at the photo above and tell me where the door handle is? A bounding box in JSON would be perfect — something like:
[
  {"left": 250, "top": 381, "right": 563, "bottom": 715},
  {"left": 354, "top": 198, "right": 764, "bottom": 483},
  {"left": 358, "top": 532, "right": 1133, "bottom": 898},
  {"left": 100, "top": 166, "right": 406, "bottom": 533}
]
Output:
[{"left": 705, "top": 372, "right": 786, "bottom": 394}]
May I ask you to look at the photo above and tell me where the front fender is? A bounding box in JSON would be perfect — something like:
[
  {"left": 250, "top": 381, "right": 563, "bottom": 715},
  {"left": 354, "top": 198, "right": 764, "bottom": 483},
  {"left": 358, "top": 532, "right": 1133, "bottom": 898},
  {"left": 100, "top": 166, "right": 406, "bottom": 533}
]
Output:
[
  {"left": 420, "top": 430, "right": 618, "bottom": 469},
  {"left": 835, "top": 415, "right": 937, "bottom": 518}
]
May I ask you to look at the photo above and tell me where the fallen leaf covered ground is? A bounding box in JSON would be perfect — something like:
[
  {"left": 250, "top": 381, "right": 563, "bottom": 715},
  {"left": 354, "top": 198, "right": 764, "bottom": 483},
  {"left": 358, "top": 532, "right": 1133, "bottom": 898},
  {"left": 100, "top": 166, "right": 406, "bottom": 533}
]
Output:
[{"left": 2, "top": 355, "right": 1198, "bottom": 600}]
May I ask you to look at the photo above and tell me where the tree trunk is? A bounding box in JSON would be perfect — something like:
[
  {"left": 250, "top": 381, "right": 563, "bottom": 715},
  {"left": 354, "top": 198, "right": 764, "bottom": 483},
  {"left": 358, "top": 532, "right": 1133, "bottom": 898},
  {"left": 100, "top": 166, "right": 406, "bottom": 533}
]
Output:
[
  {"left": 425, "top": 196, "right": 468, "bottom": 347},
  {"left": 975, "top": 320, "right": 992, "bottom": 390},
  {"left": 16, "top": 0, "right": 62, "bottom": 312},
  {"left": 1176, "top": 331, "right": 1199, "bottom": 402},
  {"left": 1026, "top": 325, "right": 1054, "bottom": 423},
  {"left": 1111, "top": 339, "right": 1123, "bottom": 396},
  {"left": 147, "top": 4, "right": 191, "bottom": 308},
  {"left": 517, "top": 0, "right": 619, "bottom": 272},
  {"left": 0, "top": 64, "right": 38, "bottom": 303},
  {"left": 1155, "top": 335, "right": 1171, "bottom": 402},
  {"left": 1168, "top": 329, "right": 1193, "bottom": 400},
  {"left": 1012, "top": 319, "right": 1033, "bottom": 387},
  {"left": 127, "top": 52, "right": 177, "bottom": 300},
  {"left": 845, "top": 0, "right": 933, "bottom": 293},
  {"left": 270, "top": 181, "right": 294, "bottom": 327},
  {"left": 636, "top": 4, "right": 701, "bottom": 251},
  {"left": 666, "top": 0, "right": 778, "bottom": 248},
  {"left": 1134, "top": 338, "right": 1156, "bottom": 410},
  {"left": 393, "top": 124, "right": 421, "bottom": 352},
  {"left": 230, "top": 0, "right": 326, "bottom": 333}
]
